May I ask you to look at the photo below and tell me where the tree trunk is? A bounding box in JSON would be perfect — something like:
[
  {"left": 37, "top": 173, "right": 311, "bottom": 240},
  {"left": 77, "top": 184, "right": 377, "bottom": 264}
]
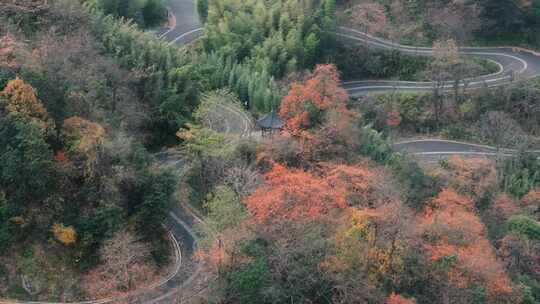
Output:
[{"left": 112, "top": 87, "right": 117, "bottom": 114}]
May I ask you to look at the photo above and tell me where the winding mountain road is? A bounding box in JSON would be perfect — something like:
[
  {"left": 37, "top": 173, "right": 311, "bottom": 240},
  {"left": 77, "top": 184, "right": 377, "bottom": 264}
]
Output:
[
  {"left": 155, "top": 0, "right": 201, "bottom": 44},
  {"left": 337, "top": 27, "right": 540, "bottom": 96},
  {"left": 157, "top": 6, "right": 540, "bottom": 98},
  {"left": 150, "top": 3, "right": 540, "bottom": 302},
  {"left": 5, "top": 2, "right": 540, "bottom": 304}
]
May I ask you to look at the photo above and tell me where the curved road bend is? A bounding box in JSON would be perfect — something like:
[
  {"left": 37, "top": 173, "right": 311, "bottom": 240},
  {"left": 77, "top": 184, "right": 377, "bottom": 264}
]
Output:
[
  {"left": 96, "top": 7, "right": 540, "bottom": 303},
  {"left": 0, "top": 2, "right": 205, "bottom": 304},
  {"left": 156, "top": 0, "right": 202, "bottom": 44},
  {"left": 151, "top": 14, "right": 540, "bottom": 304},
  {"left": 157, "top": 3, "right": 540, "bottom": 98},
  {"left": 337, "top": 27, "right": 540, "bottom": 97},
  {"left": 393, "top": 139, "right": 510, "bottom": 158},
  {"left": 155, "top": 1, "right": 540, "bottom": 160},
  {"left": 153, "top": 15, "right": 540, "bottom": 301}
]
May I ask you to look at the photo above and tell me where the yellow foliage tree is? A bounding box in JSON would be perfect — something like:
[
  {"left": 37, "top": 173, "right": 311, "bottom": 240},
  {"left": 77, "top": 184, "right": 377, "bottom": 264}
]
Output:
[
  {"left": 62, "top": 116, "right": 106, "bottom": 178},
  {"left": 322, "top": 203, "right": 411, "bottom": 302},
  {"left": 1, "top": 77, "right": 54, "bottom": 131},
  {"left": 52, "top": 223, "right": 77, "bottom": 245},
  {"left": 328, "top": 207, "right": 404, "bottom": 279}
]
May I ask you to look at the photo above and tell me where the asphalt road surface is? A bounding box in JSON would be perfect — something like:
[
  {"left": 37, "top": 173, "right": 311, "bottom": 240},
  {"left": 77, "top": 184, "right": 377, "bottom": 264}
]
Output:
[
  {"left": 155, "top": 0, "right": 201, "bottom": 44},
  {"left": 8, "top": 1, "right": 540, "bottom": 304},
  {"left": 156, "top": 2, "right": 540, "bottom": 100},
  {"left": 151, "top": 5, "right": 540, "bottom": 302},
  {"left": 337, "top": 27, "right": 540, "bottom": 97}
]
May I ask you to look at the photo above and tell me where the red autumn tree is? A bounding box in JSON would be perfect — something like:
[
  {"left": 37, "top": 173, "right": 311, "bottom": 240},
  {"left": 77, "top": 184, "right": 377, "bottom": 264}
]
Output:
[
  {"left": 521, "top": 188, "right": 540, "bottom": 217},
  {"left": 278, "top": 64, "right": 359, "bottom": 163},
  {"left": 522, "top": 187, "right": 540, "bottom": 206},
  {"left": 0, "top": 35, "right": 22, "bottom": 68},
  {"left": 498, "top": 233, "right": 540, "bottom": 282},
  {"left": 386, "top": 293, "right": 416, "bottom": 304},
  {"left": 245, "top": 162, "right": 380, "bottom": 222},
  {"left": 245, "top": 163, "right": 347, "bottom": 221},
  {"left": 351, "top": 2, "right": 388, "bottom": 36},
  {"left": 194, "top": 222, "right": 253, "bottom": 274},
  {"left": 279, "top": 64, "right": 350, "bottom": 137},
  {"left": 310, "top": 108, "right": 361, "bottom": 161},
  {"left": 386, "top": 110, "right": 402, "bottom": 127},
  {"left": 445, "top": 156, "right": 497, "bottom": 200},
  {"left": 84, "top": 230, "right": 156, "bottom": 298},
  {"left": 417, "top": 188, "right": 515, "bottom": 302},
  {"left": 325, "top": 163, "right": 378, "bottom": 207},
  {"left": 486, "top": 194, "right": 521, "bottom": 227}
]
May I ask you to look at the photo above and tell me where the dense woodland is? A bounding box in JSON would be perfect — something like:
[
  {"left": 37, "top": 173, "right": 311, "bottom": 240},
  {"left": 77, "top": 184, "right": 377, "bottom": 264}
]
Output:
[
  {"left": 338, "top": 0, "right": 540, "bottom": 48},
  {"left": 86, "top": 0, "right": 167, "bottom": 27},
  {"left": 1, "top": 0, "right": 540, "bottom": 303},
  {"left": 0, "top": 0, "right": 176, "bottom": 299}
]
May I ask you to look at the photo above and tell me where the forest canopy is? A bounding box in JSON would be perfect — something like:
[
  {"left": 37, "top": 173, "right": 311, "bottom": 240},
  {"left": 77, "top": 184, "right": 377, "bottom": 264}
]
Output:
[{"left": 1, "top": 0, "right": 540, "bottom": 303}]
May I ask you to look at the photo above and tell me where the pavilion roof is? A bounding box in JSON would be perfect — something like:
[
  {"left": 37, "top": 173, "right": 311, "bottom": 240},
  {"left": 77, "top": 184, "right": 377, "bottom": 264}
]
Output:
[{"left": 257, "top": 111, "right": 284, "bottom": 129}]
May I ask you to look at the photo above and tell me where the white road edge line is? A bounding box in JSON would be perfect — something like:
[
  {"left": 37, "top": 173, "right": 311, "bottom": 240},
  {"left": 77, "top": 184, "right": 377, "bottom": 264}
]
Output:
[
  {"left": 335, "top": 33, "right": 529, "bottom": 74},
  {"left": 393, "top": 139, "right": 499, "bottom": 150},
  {"left": 158, "top": 7, "right": 175, "bottom": 39},
  {"left": 171, "top": 27, "right": 204, "bottom": 43},
  {"left": 0, "top": 225, "right": 183, "bottom": 304},
  {"left": 410, "top": 151, "right": 514, "bottom": 156}
]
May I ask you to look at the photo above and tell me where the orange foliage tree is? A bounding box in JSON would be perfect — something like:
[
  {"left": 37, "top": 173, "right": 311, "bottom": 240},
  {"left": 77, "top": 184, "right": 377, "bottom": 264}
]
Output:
[
  {"left": 522, "top": 188, "right": 540, "bottom": 217},
  {"left": 429, "top": 155, "right": 496, "bottom": 202},
  {"left": 1, "top": 77, "right": 54, "bottom": 131},
  {"left": 84, "top": 230, "right": 155, "bottom": 298},
  {"left": 386, "top": 293, "right": 416, "bottom": 304},
  {"left": 310, "top": 107, "right": 361, "bottom": 161},
  {"left": 325, "top": 163, "right": 380, "bottom": 207},
  {"left": 522, "top": 187, "right": 540, "bottom": 206},
  {"left": 245, "top": 163, "right": 347, "bottom": 222},
  {"left": 486, "top": 194, "right": 521, "bottom": 228},
  {"left": 445, "top": 156, "right": 497, "bottom": 200},
  {"left": 498, "top": 233, "right": 540, "bottom": 282},
  {"left": 245, "top": 162, "right": 380, "bottom": 222},
  {"left": 279, "top": 64, "right": 350, "bottom": 137},
  {"left": 386, "top": 110, "right": 402, "bottom": 127},
  {"left": 351, "top": 2, "right": 388, "bottom": 36},
  {"left": 0, "top": 35, "right": 28, "bottom": 69},
  {"left": 194, "top": 222, "right": 253, "bottom": 274},
  {"left": 278, "top": 64, "right": 359, "bottom": 162},
  {"left": 417, "top": 188, "right": 515, "bottom": 302}
]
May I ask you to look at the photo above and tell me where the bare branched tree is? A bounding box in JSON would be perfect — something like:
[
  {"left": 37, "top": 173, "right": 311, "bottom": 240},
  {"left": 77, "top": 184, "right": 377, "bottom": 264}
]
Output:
[
  {"left": 430, "top": 39, "right": 460, "bottom": 124},
  {"left": 99, "top": 230, "right": 150, "bottom": 290},
  {"left": 85, "top": 230, "right": 154, "bottom": 298},
  {"left": 0, "top": 0, "right": 49, "bottom": 15},
  {"left": 224, "top": 164, "right": 261, "bottom": 197}
]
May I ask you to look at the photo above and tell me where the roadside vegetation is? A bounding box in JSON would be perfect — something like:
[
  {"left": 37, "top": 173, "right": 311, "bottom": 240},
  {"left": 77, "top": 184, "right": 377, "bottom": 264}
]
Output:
[
  {"left": 356, "top": 77, "right": 540, "bottom": 147},
  {"left": 190, "top": 64, "right": 540, "bottom": 303},
  {"left": 85, "top": 0, "right": 167, "bottom": 28},
  {"left": 0, "top": 1, "right": 175, "bottom": 300},
  {"left": 1, "top": 0, "right": 540, "bottom": 303},
  {"left": 337, "top": 0, "right": 540, "bottom": 49},
  {"left": 327, "top": 41, "right": 499, "bottom": 81}
]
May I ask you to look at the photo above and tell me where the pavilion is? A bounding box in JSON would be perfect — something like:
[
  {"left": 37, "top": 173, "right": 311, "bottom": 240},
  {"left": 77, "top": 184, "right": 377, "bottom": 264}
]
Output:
[{"left": 256, "top": 110, "right": 284, "bottom": 136}]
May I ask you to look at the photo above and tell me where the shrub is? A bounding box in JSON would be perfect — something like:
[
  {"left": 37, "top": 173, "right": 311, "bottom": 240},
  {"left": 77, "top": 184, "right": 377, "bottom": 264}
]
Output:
[
  {"left": 51, "top": 223, "right": 77, "bottom": 245},
  {"left": 500, "top": 152, "right": 540, "bottom": 198},
  {"left": 506, "top": 215, "right": 540, "bottom": 241},
  {"left": 196, "top": 0, "right": 208, "bottom": 23},
  {"left": 357, "top": 125, "right": 440, "bottom": 209}
]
